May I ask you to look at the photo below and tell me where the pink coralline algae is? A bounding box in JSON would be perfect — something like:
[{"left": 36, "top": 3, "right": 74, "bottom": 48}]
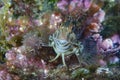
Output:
[
  {"left": 99, "top": 38, "right": 113, "bottom": 51},
  {"left": 111, "top": 34, "right": 120, "bottom": 44},
  {"left": 92, "top": 9, "right": 105, "bottom": 23},
  {"left": 50, "top": 13, "right": 62, "bottom": 30},
  {"left": 6, "top": 26, "right": 21, "bottom": 41},
  {"left": 98, "top": 34, "right": 120, "bottom": 52},
  {"left": 57, "top": 0, "right": 92, "bottom": 13},
  {"left": 0, "top": 70, "right": 12, "bottom": 80},
  {"left": 57, "top": 0, "right": 68, "bottom": 11},
  {"left": 5, "top": 49, "right": 16, "bottom": 61},
  {"left": 5, "top": 47, "right": 48, "bottom": 74},
  {"left": 86, "top": 9, "right": 105, "bottom": 25}
]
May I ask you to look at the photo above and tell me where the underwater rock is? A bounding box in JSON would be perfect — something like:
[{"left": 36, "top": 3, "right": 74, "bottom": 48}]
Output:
[
  {"left": 82, "top": 37, "right": 98, "bottom": 65},
  {"left": 100, "top": 38, "right": 113, "bottom": 51}
]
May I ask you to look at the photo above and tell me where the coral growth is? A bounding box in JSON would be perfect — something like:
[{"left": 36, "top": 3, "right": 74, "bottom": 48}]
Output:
[{"left": 0, "top": 0, "right": 120, "bottom": 80}]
